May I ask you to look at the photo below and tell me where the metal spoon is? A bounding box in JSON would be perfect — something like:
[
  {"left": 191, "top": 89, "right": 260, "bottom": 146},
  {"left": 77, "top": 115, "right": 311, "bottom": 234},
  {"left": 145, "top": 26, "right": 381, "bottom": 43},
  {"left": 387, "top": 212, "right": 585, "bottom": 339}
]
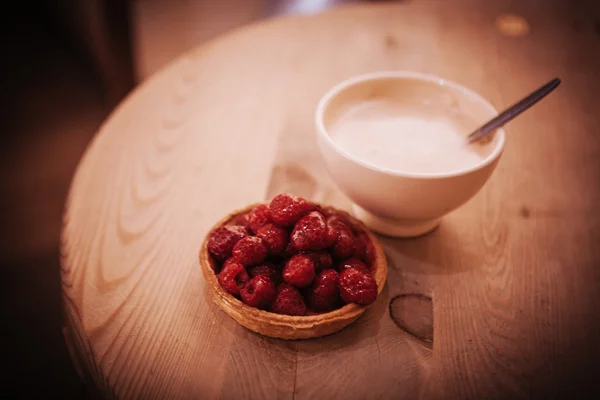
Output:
[{"left": 467, "top": 77, "right": 561, "bottom": 143}]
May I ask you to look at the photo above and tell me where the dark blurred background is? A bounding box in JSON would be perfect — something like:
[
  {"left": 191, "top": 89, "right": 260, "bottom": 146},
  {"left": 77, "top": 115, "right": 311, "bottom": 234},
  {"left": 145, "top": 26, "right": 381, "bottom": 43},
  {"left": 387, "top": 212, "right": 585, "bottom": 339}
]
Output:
[{"left": 0, "top": 0, "right": 382, "bottom": 398}]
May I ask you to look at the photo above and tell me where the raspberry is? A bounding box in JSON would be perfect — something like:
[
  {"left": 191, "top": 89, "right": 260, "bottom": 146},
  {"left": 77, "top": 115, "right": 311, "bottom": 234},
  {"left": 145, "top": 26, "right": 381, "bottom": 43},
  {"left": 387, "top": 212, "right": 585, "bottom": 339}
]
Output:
[
  {"left": 269, "top": 194, "right": 317, "bottom": 226},
  {"left": 339, "top": 267, "right": 378, "bottom": 305},
  {"left": 269, "top": 283, "right": 306, "bottom": 316},
  {"left": 328, "top": 218, "right": 355, "bottom": 259},
  {"left": 217, "top": 259, "right": 249, "bottom": 296},
  {"left": 256, "top": 223, "right": 288, "bottom": 255},
  {"left": 308, "top": 269, "right": 340, "bottom": 311},
  {"left": 302, "top": 251, "right": 333, "bottom": 270},
  {"left": 365, "top": 242, "right": 376, "bottom": 266},
  {"left": 325, "top": 223, "right": 339, "bottom": 248},
  {"left": 240, "top": 275, "right": 276, "bottom": 309},
  {"left": 245, "top": 204, "right": 272, "bottom": 233},
  {"left": 282, "top": 254, "right": 316, "bottom": 288},
  {"left": 290, "top": 211, "right": 330, "bottom": 251},
  {"left": 353, "top": 232, "right": 374, "bottom": 262},
  {"left": 338, "top": 257, "right": 367, "bottom": 271},
  {"left": 248, "top": 263, "right": 281, "bottom": 285},
  {"left": 232, "top": 236, "right": 268, "bottom": 266},
  {"left": 353, "top": 233, "right": 367, "bottom": 260},
  {"left": 207, "top": 225, "right": 248, "bottom": 261}
]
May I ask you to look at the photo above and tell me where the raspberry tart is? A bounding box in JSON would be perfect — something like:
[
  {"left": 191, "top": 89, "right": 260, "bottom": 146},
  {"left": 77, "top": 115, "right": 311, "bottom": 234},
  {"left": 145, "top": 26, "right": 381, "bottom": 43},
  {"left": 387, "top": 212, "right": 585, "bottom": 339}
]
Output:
[{"left": 199, "top": 193, "right": 387, "bottom": 339}]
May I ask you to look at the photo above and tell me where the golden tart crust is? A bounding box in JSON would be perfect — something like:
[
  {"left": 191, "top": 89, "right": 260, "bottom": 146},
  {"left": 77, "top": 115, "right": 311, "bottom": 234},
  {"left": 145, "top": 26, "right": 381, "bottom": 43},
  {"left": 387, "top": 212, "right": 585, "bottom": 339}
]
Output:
[{"left": 199, "top": 203, "right": 387, "bottom": 340}]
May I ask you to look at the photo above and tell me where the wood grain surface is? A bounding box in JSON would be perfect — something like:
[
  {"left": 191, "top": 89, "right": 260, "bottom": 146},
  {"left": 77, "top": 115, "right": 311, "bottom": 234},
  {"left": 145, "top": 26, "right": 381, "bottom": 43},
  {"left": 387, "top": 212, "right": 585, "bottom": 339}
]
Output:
[{"left": 61, "top": 1, "right": 600, "bottom": 399}]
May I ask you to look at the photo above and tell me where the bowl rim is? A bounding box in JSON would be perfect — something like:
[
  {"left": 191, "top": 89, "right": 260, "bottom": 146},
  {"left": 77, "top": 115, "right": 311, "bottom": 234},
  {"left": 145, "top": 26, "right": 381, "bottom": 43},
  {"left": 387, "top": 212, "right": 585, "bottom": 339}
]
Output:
[{"left": 315, "top": 70, "right": 506, "bottom": 179}]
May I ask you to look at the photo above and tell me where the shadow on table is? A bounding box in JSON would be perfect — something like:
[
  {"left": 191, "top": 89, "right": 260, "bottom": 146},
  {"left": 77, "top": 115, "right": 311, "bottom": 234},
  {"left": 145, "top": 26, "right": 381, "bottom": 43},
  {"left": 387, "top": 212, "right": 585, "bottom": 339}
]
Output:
[{"left": 379, "top": 220, "right": 482, "bottom": 276}]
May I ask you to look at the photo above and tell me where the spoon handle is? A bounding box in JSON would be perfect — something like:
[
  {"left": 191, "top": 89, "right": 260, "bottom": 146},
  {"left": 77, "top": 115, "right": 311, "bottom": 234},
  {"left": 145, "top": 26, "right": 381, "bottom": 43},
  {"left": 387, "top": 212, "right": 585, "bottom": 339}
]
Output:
[{"left": 467, "top": 77, "right": 561, "bottom": 143}]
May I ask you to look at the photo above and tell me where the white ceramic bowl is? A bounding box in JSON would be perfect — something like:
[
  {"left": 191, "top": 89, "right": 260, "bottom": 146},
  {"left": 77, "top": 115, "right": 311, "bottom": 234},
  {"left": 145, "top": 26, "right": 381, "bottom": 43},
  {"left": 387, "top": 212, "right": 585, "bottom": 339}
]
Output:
[{"left": 315, "top": 71, "right": 505, "bottom": 238}]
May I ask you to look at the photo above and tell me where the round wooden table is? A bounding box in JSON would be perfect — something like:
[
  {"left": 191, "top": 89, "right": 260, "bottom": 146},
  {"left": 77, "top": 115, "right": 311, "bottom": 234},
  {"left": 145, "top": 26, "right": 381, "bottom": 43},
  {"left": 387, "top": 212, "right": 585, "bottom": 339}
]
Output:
[{"left": 61, "top": 2, "right": 600, "bottom": 399}]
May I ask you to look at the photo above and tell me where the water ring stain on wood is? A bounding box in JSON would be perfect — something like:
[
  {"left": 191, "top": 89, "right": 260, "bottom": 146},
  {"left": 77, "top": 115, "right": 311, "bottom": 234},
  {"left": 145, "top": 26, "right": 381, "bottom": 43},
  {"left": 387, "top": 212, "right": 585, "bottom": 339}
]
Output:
[{"left": 389, "top": 293, "right": 433, "bottom": 347}]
